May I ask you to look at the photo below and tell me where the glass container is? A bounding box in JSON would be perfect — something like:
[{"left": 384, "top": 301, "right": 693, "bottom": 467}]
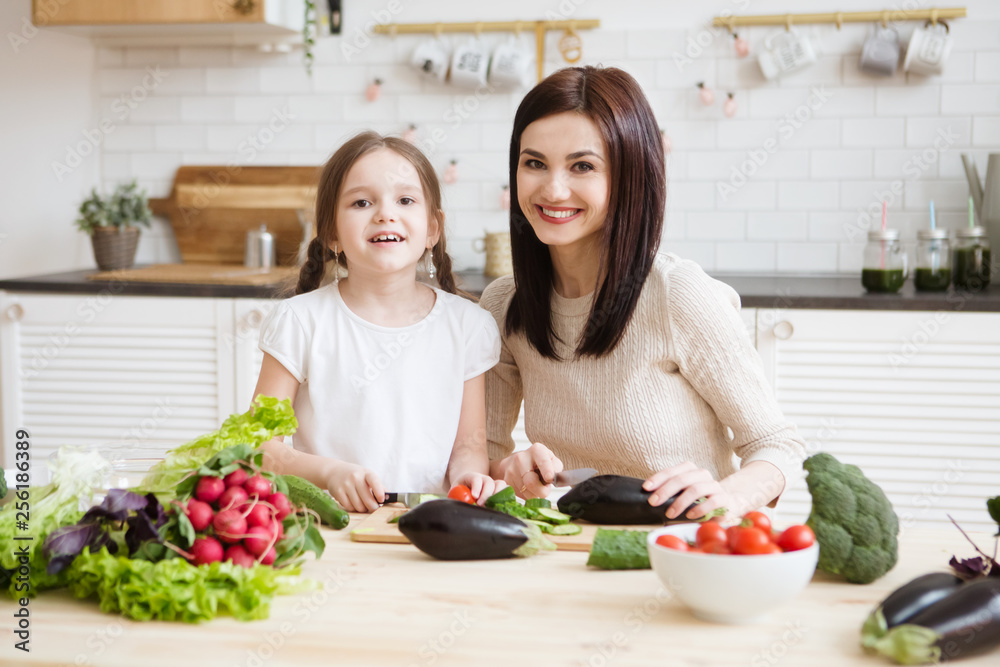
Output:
[
  {"left": 862, "top": 229, "right": 907, "bottom": 293},
  {"left": 953, "top": 226, "right": 991, "bottom": 290},
  {"left": 914, "top": 229, "right": 951, "bottom": 291}
]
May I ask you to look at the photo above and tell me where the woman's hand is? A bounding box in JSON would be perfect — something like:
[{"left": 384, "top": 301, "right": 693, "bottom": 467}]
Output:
[
  {"left": 500, "top": 443, "right": 564, "bottom": 499},
  {"left": 643, "top": 461, "right": 734, "bottom": 521},
  {"left": 325, "top": 462, "right": 385, "bottom": 513},
  {"left": 450, "top": 472, "right": 507, "bottom": 506}
]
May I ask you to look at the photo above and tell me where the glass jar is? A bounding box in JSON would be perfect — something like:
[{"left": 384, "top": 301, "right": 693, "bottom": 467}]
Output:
[
  {"left": 953, "top": 226, "right": 991, "bottom": 290},
  {"left": 862, "top": 229, "right": 907, "bottom": 293},
  {"left": 914, "top": 229, "right": 951, "bottom": 291}
]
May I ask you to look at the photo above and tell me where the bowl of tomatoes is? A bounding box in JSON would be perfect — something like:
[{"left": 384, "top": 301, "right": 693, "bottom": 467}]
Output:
[{"left": 646, "top": 512, "right": 818, "bottom": 624}]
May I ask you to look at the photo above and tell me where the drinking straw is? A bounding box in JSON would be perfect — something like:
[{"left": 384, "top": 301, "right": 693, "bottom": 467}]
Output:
[
  {"left": 881, "top": 200, "right": 887, "bottom": 269},
  {"left": 930, "top": 200, "right": 939, "bottom": 273},
  {"left": 882, "top": 200, "right": 887, "bottom": 232},
  {"left": 969, "top": 195, "right": 975, "bottom": 228},
  {"left": 929, "top": 200, "right": 936, "bottom": 230}
]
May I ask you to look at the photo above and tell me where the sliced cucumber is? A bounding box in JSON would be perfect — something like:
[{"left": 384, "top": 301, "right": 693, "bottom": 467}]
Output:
[
  {"left": 534, "top": 507, "right": 572, "bottom": 525},
  {"left": 525, "top": 498, "right": 552, "bottom": 510},
  {"left": 548, "top": 523, "right": 582, "bottom": 536}
]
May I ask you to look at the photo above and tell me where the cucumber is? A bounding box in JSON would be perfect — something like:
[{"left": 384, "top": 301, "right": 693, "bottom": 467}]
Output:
[
  {"left": 282, "top": 475, "right": 350, "bottom": 529},
  {"left": 534, "top": 507, "right": 572, "bottom": 525},
  {"left": 526, "top": 519, "right": 553, "bottom": 533},
  {"left": 548, "top": 523, "right": 582, "bottom": 536},
  {"left": 485, "top": 486, "right": 516, "bottom": 509},
  {"left": 586, "top": 528, "right": 651, "bottom": 570},
  {"left": 525, "top": 498, "right": 551, "bottom": 510}
]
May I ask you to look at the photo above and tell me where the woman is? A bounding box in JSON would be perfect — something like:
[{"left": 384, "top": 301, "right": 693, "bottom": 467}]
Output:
[{"left": 482, "top": 66, "right": 805, "bottom": 521}]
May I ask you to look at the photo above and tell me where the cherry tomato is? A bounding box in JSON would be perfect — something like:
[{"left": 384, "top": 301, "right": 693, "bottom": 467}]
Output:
[
  {"left": 760, "top": 542, "right": 783, "bottom": 555},
  {"left": 700, "top": 540, "right": 733, "bottom": 555},
  {"left": 730, "top": 526, "right": 773, "bottom": 555},
  {"left": 777, "top": 524, "right": 816, "bottom": 552},
  {"left": 447, "top": 484, "right": 475, "bottom": 504},
  {"left": 655, "top": 534, "right": 689, "bottom": 551},
  {"left": 695, "top": 521, "right": 728, "bottom": 548},
  {"left": 743, "top": 511, "right": 772, "bottom": 534}
]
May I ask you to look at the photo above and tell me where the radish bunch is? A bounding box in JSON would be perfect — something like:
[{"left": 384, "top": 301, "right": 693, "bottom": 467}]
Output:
[{"left": 184, "top": 468, "right": 293, "bottom": 567}]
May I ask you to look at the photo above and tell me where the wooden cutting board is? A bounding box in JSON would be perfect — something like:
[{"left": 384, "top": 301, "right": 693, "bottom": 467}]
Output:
[
  {"left": 86, "top": 263, "right": 299, "bottom": 286},
  {"left": 349, "top": 504, "right": 611, "bottom": 552}
]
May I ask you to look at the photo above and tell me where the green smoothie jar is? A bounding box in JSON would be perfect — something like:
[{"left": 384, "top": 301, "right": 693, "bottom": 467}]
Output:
[
  {"left": 862, "top": 229, "right": 907, "bottom": 294},
  {"left": 915, "top": 229, "right": 951, "bottom": 291},
  {"left": 953, "top": 226, "right": 991, "bottom": 290}
]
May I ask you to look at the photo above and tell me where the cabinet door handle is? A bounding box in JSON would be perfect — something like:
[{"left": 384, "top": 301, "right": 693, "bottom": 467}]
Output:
[
  {"left": 5, "top": 304, "right": 24, "bottom": 322},
  {"left": 773, "top": 320, "right": 794, "bottom": 340}
]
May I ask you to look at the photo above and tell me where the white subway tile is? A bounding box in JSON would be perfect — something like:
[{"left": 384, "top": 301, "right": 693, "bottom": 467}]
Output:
[
  {"left": 910, "top": 51, "right": 975, "bottom": 84},
  {"left": 715, "top": 119, "right": 774, "bottom": 149},
  {"left": 362, "top": 64, "right": 423, "bottom": 94},
  {"left": 972, "top": 117, "right": 1000, "bottom": 144},
  {"left": 666, "top": 151, "right": 688, "bottom": 180},
  {"left": 694, "top": 148, "right": 807, "bottom": 181},
  {"left": 153, "top": 125, "right": 206, "bottom": 151},
  {"left": 235, "top": 96, "right": 291, "bottom": 123},
  {"left": 840, "top": 180, "right": 905, "bottom": 213},
  {"left": 778, "top": 181, "right": 839, "bottom": 210},
  {"left": 688, "top": 151, "right": 742, "bottom": 180},
  {"left": 809, "top": 212, "right": 860, "bottom": 242},
  {"left": 287, "top": 95, "right": 344, "bottom": 122},
  {"left": 905, "top": 116, "right": 972, "bottom": 147},
  {"left": 343, "top": 95, "right": 398, "bottom": 122},
  {"left": 976, "top": 52, "right": 1000, "bottom": 82},
  {"left": 686, "top": 212, "right": 745, "bottom": 240},
  {"left": 206, "top": 125, "right": 263, "bottom": 152},
  {"left": 875, "top": 85, "right": 941, "bottom": 115},
  {"left": 479, "top": 122, "right": 511, "bottom": 153},
  {"left": 904, "top": 180, "right": 971, "bottom": 211},
  {"left": 662, "top": 242, "right": 715, "bottom": 270},
  {"left": 130, "top": 152, "right": 181, "bottom": 182},
  {"left": 260, "top": 67, "right": 313, "bottom": 94},
  {"left": 207, "top": 67, "right": 261, "bottom": 94},
  {"left": 838, "top": 244, "right": 865, "bottom": 273},
  {"left": 125, "top": 48, "right": 178, "bottom": 68},
  {"left": 101, "top": 153, "right": 131, "bottom": 181},
  {"left": 747, "top": 213, "right": 808, "bottom": 241},
  {"left": 178, "top": 47, "right": 232, "bottom": 67},
  {"left": 102, "top": 125, "right": 154, "bottom": 152},
  {"left": 716, "top": 242, "right": 776, "bottom": 271},
  {"left": 315, "top": 124, "right": 359, "bottom": 149},
  {"left": 874, "top": 148, "right": 942, "bottom": 180},
  {"left": 778, "top": 55, "right": 843, "bottom": 87},
  {"left": 232, "top": 46, "right": 301, "bottom": 68},
  {"left": 663, "top": 212, "right": 685, "bottom": 240},
  {"left": 811, "top": 86, "right": 874, "bottom": 118},
  {"left": 656, "top": 57, "right": 715, "bottom": 90},
  {"left": 181, "top": 97, "right": 234, "bottom": 123},
  {"left": 748, "top": 88, "right": 813, "bottom": 119},
  {"left": 777, "top": 243, "right": 838, "bottom": 272},
  {"left": 948, "top": 20, "right": 1000, "bottom": 52},
  {"left": 626, "top": 29, "right": 687, "bottom": 59},
  {"left": 124, "top": 96, "right": 181, "bottom": 123},
  {"left": 660, "top": 120, "right": 713, "bottom": 150},
  {"left": 440, "top": 181, "right": 481, "bottom": 211},
  {"left": 717, "top": 180, "right": 776, "bottom": 211},
  {"left": 288, "top": 152, "right": 332, "bottom": 165},
  {"left": 97, "top": 48, "right": 124, "bottom": 66},
  {"left": 668, "top": 181, "right": 716, "bottom": 211},
  {"left": 421, "top": 122, "right": 481, "bottom": 154},
  {"left": 716, "top": 56, "right": 777, "bottom": 90},
  {"left": 810, "top": 150, "right": 872, "bottom": 179},
  {"left": 312, "top": 65, "right": 371, "bottom": 94},
  {"left": 843, "top": 118, "right": 905, "bottom": 147},
  {"left": 577, "top": 30, "right": 628, "bottom": 60},
  {"left": 779, "top": 118, "right": 841, "bottom": 149},
  {"left": 148, "top": 68, "right": 205, "bottom": 96},
  {"left": 941, "top": 85, "right": 1000, "bottom": 114}
]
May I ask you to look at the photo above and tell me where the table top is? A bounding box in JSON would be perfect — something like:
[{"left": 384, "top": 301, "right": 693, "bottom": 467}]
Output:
[{"left": 4, "top": 521, "right": 993, "bottom": 667}]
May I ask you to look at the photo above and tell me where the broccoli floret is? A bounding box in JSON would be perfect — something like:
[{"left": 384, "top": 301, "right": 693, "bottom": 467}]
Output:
[{"left": 803, "top": 453, "right": 898, "bottom": 585}]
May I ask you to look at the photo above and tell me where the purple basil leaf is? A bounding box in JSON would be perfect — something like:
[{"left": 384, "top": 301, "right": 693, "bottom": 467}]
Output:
[
  {"left": 81, "top": 488, "right": 149, "bottom": 524},
  {"left": 42, "top": 523, "right": 113, "bottom": 575},
  {"left": 950, "top": 555, "right": 990, "bottom": 580},
  {"left": 141, "top": 492, "right": 167, "bottom": 529},
  {"left": 124, "top": 494, "right": 168, "bottom": 556}
]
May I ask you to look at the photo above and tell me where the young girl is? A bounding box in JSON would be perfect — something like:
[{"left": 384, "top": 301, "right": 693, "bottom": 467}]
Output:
[{"left": 253, "top": 132, "right": 503, "bottom": 513}]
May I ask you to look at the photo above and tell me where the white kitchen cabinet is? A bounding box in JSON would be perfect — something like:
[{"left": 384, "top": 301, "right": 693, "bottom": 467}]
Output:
[
  {"left": 757, "top": 308, "right": 1000, "bottom": 532},
  {"left": 232, "top": 298, "right": 278, "bottom": 412},
  {"left": 0, "top": 292, "right": 237, "bottom": 469}
]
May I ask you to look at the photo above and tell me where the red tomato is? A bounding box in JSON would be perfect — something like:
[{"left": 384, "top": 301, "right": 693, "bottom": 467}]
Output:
[
  {"left": 695, "top": 521, "right": 727, "bottom": 548},
  {"left": 777, "top": 524, "right": 816, "bottom": 552},
  {"left": 700, "top": 540, "right": 733, "bottom": 555},
  {"left": 731, "top": 526, "right": 773, "bottom": 555},
  {"left": 655, "top": 534, "right": 689, "bottom": 551},
  {"left": 743, "top": 511, "right": 772, "bottom": 534},
  {"left": 725, "top": 525, "right": 742, "bottom": 549},
  {"left": 447, "top": 485, "right": 475, "bottom": 504}
]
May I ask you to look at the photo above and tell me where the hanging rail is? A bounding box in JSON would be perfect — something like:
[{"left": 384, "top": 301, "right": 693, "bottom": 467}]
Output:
[
  {"left": 712, "top": 7, "right": 966, "bottom": 30},
  {"left": 372, "top": 19, "right": 601, "bottom": 83}
]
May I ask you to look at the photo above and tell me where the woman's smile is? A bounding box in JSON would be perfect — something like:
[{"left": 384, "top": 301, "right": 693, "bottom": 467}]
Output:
[{"left": 535, "top": 204, "right": 583, "bottom": 224}]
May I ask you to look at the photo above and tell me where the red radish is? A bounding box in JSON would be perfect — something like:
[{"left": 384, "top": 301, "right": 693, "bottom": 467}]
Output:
[
  {"left": 223, "top": 467, "right": 248, "bottom": 488},
  {"left": 224, "top": 544, "right": 256, "bottom": 568},
  {"left": 271, "top": 518, "right": 284, "bottom": 541},
  {"left": 185, "top": 498, "right": 214, "bottom": 532},
  {"left": 259, "top": 547, "right": 277, "bottom": 566},
  {"left": 243, "top": 525, "right": 275, "bottom": 557},
  {"left": 245, "top": 502, "right": 274, "bottom": 529},
  {"left": 190, "top": 536, "right": 223, "bottom": 565},
  {"left": 195, "top": 476, "right": 225, "bottom": 504},
  {"left": 243, "top": 475, "right": 273, "bottom": 498},
  {"left": 219, "top": 486, "right": 249, "bottom": 510},
  {"left": 213, "top": 508, "right": 248, "bottom": 544},
  {"left": 268, "top": 492, "right": 292, "bottom": 520}
]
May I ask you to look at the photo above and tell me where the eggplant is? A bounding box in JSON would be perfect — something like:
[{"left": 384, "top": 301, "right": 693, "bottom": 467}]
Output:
[
  {"left": 556, "top": 474, "right": 696, "bottom": 525},
  {"left": 871, "top": 577, "right": 1000, "bottom": 664},
  {"left": 397, "top": 499, "right": 546, "bottom": 560},
  {"left": 862, "top": 573, "right": 965, "bottom": 649}
]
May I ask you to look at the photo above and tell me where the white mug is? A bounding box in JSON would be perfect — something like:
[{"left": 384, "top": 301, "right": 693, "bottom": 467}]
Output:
[
  {"left": 488, "top": 36, "right": 534, "bottom": 89},
  {"left": 859, "top": 25, "right": 900, "bottom": 77},
  {"left": 757, "top": 29, "right": 817, "bottom": 79},
  {"left": 410, "top": 37, "right": 450, "bottom": 82},
  {"left": 449, "top": 37, "right": 489, "bottom": 88},
  {"left": 903, "top": 20, "right": 952, "bottom": 75}
]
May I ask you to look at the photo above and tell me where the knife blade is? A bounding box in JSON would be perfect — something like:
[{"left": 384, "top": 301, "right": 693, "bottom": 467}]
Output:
[
  {"left": 383, "top": 492, "right": 444, "bottom": 508},
  {"left": 552, "top": 468, "right": 598, "bottom": 487}
]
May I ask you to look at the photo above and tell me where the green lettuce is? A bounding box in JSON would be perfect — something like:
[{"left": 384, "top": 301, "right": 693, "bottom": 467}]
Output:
[
  {"left": 137, "top": 396, "right": 297, "bottom": 499},
  {"left": 68, "top": 547, "right": 316, "bottom": 622}
]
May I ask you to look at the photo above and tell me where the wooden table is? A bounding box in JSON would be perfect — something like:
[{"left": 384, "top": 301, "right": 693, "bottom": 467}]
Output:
[{"left": 4, "top": 521, "right": 995, "bottom": 667}]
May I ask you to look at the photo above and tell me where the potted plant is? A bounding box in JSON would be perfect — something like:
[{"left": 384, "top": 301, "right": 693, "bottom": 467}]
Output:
[{"left": 76, "top": 180, "right": 152, "bottom": 271}]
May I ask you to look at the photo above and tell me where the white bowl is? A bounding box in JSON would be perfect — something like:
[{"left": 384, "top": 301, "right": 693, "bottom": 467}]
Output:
[{"left": 646, "top": 524, "right": 819, "bottom": 624}]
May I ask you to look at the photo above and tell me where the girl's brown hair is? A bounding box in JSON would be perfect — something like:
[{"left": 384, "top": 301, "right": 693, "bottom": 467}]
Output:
[
  {"left": 505, "top": 66, "right": 666, "bottom": 359},
  {"left": 296, "top": 131, "right": 466, "bottom": 298}
]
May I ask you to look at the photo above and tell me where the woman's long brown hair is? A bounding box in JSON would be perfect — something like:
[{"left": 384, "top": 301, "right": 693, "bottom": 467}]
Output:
[{"left": 506, "top": 66, "right": 666, "bottom": 359}]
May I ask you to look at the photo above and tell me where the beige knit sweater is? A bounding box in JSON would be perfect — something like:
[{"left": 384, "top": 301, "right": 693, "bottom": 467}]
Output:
[{"left": 480, "top": 253, "right": 805, "bottom": 491}]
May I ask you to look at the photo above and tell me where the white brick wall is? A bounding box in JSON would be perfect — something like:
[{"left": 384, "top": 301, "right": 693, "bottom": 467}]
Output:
[{"left": 84, "top": 0, "right": 1000, "bottom": 272}]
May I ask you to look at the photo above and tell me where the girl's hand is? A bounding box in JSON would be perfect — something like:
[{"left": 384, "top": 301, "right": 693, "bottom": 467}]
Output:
[
  {"left": 643, "top": 461, "right": 733, "bottom": 521},
  {"left": 503, "top": 443, "right": 564, "bottom": 499},
  {"left": 451, "top": 472, "right": 507, "bottom": 506},
  {"left": 325, "top": 462, "right": 385, "bottom": 513}
]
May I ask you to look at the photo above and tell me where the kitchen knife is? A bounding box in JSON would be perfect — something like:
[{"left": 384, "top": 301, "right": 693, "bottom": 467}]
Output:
[
  {"left": 551, "top": 468, "right": 598, "bottom": 487},
  {"left": 383, "top": 492, "right": 444, "bottom": 508}
]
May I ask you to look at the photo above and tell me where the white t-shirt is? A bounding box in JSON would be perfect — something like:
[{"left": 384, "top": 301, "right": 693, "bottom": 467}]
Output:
[{"left": 259, "top": 283, "right": 501, "bottom": 494}]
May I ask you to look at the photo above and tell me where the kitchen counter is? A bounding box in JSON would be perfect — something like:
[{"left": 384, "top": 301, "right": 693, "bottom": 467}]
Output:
[
  {"left": 7, "top": 523, "right": 994, "bottom": 667},
  {"left": 1, "top": 267, "right": 998, "bottom": 311}
]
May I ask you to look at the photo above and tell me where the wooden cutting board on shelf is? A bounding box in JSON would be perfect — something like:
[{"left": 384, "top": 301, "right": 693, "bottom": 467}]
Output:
[
  {"left": 349, "top": 504, "right": 624, "bottom": 552},
  {"left": 148, "top": 165, "right": 320, "bottom": 267},
  {"left": 86, "top": 263, "right": 298, "bottom": 286}
]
